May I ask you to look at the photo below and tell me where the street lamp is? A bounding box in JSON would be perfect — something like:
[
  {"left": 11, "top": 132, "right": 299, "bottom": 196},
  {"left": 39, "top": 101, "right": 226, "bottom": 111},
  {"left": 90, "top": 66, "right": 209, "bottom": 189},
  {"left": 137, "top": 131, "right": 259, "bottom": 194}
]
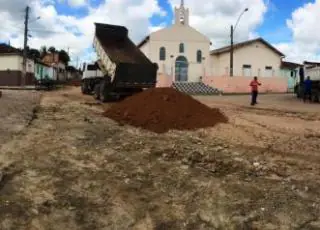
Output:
[{"left": 230, "top": 8, "right": 248, "bottom": 77}]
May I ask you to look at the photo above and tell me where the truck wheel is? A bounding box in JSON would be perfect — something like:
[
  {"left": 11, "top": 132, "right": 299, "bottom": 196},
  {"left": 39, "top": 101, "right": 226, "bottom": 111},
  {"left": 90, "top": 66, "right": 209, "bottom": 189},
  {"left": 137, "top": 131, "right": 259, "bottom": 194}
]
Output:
[
  {"left": 312, "top": 93, "right": 319, "bottom": 103},
  {"left": 99, "top": 80, "right": 114, "bottom": 102},
  {"left": 93, "top": 84, "right": 100, "bottom": 100},
  {"left": 81, "top": 81, "right": 87, "bottom": 94}
]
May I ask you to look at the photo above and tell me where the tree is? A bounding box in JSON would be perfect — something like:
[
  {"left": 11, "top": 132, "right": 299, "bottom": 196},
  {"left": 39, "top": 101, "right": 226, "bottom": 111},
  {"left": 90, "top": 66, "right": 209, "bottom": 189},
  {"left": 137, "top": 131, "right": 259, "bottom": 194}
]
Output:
[
  {"left": 48, "top": 46, "right": 56, "bottom": 53},
  {"left": 28, "top": 48, "right": 40, "bottom": 59},
  {"left": 40, "top": 46, "right": 47, "bottom": 58},
  {"left": 58, "top": 49, "right": 70, "bottom": 65}
]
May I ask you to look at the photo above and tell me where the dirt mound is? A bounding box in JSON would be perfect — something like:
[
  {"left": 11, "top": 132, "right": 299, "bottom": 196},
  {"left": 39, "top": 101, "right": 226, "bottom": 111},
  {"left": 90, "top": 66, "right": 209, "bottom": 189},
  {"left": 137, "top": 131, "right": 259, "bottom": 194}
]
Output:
[
  {"left": 103, "top": 87, "right": 228, "bottom": 133},
  {"left": 66, "top": 79, "right": 81, "bottom": 87}
]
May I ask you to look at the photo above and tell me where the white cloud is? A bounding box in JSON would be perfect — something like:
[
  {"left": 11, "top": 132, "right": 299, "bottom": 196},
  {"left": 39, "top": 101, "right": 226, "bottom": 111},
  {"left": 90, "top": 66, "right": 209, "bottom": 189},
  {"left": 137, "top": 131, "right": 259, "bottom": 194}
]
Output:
[
  {"left": 68, "top": 0, "right": 87, "bottom": 7},
  {"left": 274, "top": 0, "right": 320, "bottom": 63},
  {"left": 0, "top": 0, "right": 164, "bottom": 67},
  {"left": 7, "top": 0, "right": 320, "bottom": 67}
]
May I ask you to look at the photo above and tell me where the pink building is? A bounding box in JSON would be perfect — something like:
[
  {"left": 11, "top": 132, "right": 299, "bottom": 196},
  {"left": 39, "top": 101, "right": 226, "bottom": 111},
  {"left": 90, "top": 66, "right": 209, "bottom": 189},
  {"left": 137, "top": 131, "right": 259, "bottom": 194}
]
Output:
[{"left": 155, "top": 38, "right": 288, "bottom": 93}]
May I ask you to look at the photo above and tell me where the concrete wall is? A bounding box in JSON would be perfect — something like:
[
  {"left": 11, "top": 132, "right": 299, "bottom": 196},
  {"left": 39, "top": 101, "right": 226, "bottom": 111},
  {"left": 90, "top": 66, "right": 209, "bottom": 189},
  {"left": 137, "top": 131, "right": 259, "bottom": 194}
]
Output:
[
  {"left": 141, "top": 24, "right": 211, "bottom": 82},
  {"left": 210, "top": 40, "right": 283, "bottom": 77},
  {"left": 0, "top": 55, "right": 34, "bottom": 73},
  {"left": 34, "top": 63, "right": 53, "bottom": 80},
  {"left": 280, "top": 68, "right": 298, "bottom": 91},
  {"left": 156, "top": 72, "right": 288, "bottom": 93},
  {"left": 140, "top": 41, "right": 150, "bottom": 58},
  {"left": 203, "top": 76, "right": 288, "bottom": 93},
  {"left": 0, "top": 55, "right": 20, "bottom": 70},
  {"left": 0, "top": 71, "right": 35, "bottom": 86},
  {"left": 156, "top": 73, "right": 173, "bottom": 87}
]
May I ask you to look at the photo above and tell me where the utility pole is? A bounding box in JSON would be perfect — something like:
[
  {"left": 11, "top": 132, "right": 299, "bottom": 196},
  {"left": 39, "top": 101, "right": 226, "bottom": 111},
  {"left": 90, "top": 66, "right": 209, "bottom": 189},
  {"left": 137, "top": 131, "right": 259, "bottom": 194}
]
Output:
[
  {"left": 230, "top": 25, "right": 234, "bottom": 77},
  {"left": 22, "top": 6, "right": 30, "bottom": 86},
  {"left": 229, "top": 8, "right": 248, "bottom": 77}
]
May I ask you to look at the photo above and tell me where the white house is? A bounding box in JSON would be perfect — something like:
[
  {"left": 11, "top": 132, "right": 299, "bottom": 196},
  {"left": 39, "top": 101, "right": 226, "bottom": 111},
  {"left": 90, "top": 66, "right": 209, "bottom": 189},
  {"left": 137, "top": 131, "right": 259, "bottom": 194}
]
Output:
[
  {"left": 0, "top": 44, "right": 35, "bottom": 86},
  {"left": 210, "top": 38, "right": 285, "bottom": 77}
]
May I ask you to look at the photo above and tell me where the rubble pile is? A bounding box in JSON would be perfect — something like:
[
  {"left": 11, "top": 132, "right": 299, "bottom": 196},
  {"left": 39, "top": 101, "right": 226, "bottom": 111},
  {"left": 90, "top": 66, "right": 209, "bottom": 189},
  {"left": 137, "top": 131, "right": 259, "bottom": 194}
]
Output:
[{"left": 103, "top": 87, "right": 228, "bottom": 133}]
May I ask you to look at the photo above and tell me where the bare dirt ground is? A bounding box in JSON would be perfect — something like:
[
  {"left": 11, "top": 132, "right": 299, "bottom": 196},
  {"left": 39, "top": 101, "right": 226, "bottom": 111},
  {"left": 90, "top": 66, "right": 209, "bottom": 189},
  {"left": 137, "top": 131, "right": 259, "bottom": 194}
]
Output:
[
  {"left": 0, "top": 87, "right": 319, "bottom": 230},
  {"left": 0, "top": 90, "right": 41, "bottom": 146}
]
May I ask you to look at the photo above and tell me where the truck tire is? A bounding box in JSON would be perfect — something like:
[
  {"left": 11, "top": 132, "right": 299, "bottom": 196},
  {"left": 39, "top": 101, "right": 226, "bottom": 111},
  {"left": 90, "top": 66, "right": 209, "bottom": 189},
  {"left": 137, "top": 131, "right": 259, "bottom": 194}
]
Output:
[
  {"left": 81, "top": 80, "right": 88, "bottom": 94},
  {"left": 93, "top": 83, "right": 100, "bottom": 100},
  {"left": 312, "top": 92, "right": 319, "bottom": 102}
]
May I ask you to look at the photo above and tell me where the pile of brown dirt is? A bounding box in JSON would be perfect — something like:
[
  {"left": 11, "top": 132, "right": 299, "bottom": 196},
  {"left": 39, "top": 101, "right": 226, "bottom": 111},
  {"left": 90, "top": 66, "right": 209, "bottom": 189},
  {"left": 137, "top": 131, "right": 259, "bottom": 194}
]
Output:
[
  {"left": 103, "top": 87, "right": 228, "bottom": 133},
  {"left": 66, "top": 79, "right": 81, "bottom": 87}
]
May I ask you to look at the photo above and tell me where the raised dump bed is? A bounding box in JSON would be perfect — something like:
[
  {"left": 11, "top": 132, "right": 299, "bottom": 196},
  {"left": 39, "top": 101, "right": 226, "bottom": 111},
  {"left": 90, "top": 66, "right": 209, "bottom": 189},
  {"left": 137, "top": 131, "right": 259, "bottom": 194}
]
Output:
[{"left": 82, "top": 23, "right": 158, "bottom": 101}]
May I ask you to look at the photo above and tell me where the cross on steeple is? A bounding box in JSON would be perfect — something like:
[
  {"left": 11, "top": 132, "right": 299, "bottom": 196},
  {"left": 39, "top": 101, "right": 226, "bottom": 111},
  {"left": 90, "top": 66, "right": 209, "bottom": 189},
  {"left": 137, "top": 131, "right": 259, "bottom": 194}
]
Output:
[{"left": 175, "top": 0, "right": 189, "bottom": 25}]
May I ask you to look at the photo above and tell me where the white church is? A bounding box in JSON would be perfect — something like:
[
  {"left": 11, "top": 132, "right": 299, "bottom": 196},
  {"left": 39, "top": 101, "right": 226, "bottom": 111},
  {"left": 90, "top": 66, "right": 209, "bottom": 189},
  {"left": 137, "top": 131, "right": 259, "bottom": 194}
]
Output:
[
  {"left": 137, "top": 0, "right": 211, "bottom": 82},
  {"left": 137, "top": 0, "right": 287, "bottom": 87}
]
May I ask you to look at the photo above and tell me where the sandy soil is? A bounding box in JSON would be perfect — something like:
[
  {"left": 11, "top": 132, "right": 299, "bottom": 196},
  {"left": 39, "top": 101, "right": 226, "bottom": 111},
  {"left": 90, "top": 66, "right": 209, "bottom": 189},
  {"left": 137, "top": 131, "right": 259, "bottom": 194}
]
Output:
[
  {"left": 0, "top": 87, "right": 319, "bottom": 230},
  {"left": 0, "top": 90, "right": 41, "bottom": 146}
]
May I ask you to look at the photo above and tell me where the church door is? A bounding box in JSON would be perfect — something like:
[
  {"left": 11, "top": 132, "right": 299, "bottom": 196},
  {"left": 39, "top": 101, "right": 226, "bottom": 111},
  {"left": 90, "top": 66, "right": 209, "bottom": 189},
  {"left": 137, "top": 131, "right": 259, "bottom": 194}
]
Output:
[{"left": 175, "top": 56, "right": 188, "bottom": 82}]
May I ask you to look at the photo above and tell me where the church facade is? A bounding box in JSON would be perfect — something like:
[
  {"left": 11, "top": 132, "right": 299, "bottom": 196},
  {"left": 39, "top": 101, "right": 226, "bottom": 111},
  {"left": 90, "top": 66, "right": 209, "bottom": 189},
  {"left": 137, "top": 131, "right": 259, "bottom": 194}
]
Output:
[
  {"left": 138, "top": 1, "right": 289, "bottom": 93},
  {"left": 137, "top": 0, "right": 211, "bottom": 82}
]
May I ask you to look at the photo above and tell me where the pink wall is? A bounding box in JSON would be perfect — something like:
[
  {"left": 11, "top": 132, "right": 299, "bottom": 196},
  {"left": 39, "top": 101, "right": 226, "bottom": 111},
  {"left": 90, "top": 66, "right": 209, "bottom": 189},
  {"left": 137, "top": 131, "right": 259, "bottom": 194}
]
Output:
[
  {"left": 203, "top": 76, "right": 288, "bottom": 93},
  {"left": 156, "top": 74, "right": 288, "bottom": 93},
  {"left": 156, "top": 73, "right": 173, "bottom": 87}
]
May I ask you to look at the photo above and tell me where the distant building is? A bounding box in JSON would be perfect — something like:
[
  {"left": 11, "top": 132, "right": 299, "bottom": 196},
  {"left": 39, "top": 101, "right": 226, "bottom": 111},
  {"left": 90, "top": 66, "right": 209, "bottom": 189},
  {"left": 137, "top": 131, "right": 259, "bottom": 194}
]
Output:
[
  {"left": 42, "top": 53, "right": 67, "bottom": 82},
  {"left": 210, "top": 38, "right": 285, "bottom": 77},
  {"left": 34, "top": 59, "right": 53, "bottom": 81},
  {"left": 280, "top": 61, "right": 302, "bottom": 92},
  {"left": 0, "top": 44, "right": 35, "bottom": 86}
]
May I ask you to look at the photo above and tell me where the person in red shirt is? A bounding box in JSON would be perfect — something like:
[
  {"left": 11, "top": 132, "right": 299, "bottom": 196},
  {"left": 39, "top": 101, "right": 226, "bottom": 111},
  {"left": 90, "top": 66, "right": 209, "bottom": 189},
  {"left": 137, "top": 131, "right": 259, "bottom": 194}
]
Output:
[{"left": 249, "top": 76, "right": 261, "bottom": 105}]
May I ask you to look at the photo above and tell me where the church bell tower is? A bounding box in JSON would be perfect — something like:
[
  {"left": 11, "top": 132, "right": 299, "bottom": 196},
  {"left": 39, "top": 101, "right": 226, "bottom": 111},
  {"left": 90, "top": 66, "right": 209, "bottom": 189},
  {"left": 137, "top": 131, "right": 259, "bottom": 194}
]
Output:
[{"left": 174, "top": 0, "right": 189, "bottom": 26}]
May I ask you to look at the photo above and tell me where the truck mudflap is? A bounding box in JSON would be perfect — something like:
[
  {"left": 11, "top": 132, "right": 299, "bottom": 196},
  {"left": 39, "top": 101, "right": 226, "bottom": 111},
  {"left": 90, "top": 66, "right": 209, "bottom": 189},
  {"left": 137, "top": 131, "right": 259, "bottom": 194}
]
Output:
[{"left": 113, "top": 63, "right": 158, "bottom": 88}]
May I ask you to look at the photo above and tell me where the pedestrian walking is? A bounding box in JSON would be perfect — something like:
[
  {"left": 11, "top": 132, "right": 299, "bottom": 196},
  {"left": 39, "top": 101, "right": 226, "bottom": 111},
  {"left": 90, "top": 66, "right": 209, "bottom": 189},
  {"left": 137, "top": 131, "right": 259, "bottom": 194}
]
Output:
[
  {"left": 303, "top": 76, "right": 312, "bottom": 103},
  {"left": 249, "top": 76, "right": 261, "bottom": 106}
]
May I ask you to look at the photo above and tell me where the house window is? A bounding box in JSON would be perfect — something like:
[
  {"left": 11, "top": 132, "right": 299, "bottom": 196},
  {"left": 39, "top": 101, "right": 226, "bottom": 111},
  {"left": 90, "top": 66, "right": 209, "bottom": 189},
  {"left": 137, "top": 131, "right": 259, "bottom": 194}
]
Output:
[
  {"left": 159, "top": 47, "right": 166, "bottom": 61},
  {"left": 179, "top": 43, "right": 184, "bottom": 53},
  {"left": 242, "top": 64, "right": 252, "bottom": 77},
  {"left": 265, "top": 66, "right": 273, "bottom": 77},
  {"left": 197, "top": 50, "right": 202, "bottom": 63}
]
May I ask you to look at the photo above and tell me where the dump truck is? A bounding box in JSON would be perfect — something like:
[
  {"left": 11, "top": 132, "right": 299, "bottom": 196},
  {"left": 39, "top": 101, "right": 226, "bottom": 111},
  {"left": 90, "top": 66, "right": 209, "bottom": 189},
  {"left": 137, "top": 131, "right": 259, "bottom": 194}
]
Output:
[
  {"left": 81, "top": 23, "right": 158, "bottom": 101},
  {"left": 81, "top": 62, "right": 104, "bottom": 94},
  {"left": 295, "top": 62, "right": 320, "bottom": 102}
]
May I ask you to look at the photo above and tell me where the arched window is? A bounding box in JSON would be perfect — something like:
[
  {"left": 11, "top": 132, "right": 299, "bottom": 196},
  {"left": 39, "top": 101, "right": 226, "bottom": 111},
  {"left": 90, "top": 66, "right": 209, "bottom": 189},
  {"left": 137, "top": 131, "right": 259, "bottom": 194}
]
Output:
[
  {"left": 159, "top": 47, "right": 166, "bottom": 61},
  {"left": 197, "top": 50, "right": 202, "bottom": 63},
  {"left": 179, "top": 43, "right": 184, "bottom": 53}
]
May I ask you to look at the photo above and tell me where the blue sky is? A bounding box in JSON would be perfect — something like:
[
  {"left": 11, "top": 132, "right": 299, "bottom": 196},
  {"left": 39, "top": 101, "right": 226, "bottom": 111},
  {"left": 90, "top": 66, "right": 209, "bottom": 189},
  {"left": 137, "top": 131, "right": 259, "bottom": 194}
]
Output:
[{"left": 256, "top": 0, "right": 313, "bottom": 43}]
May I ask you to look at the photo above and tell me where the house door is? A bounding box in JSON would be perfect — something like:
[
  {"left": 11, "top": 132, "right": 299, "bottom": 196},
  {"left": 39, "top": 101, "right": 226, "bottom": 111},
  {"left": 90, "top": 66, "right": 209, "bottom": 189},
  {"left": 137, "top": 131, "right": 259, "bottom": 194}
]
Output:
[{"left": 175, "top": 56, "right": 188, "bottom": 82}]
